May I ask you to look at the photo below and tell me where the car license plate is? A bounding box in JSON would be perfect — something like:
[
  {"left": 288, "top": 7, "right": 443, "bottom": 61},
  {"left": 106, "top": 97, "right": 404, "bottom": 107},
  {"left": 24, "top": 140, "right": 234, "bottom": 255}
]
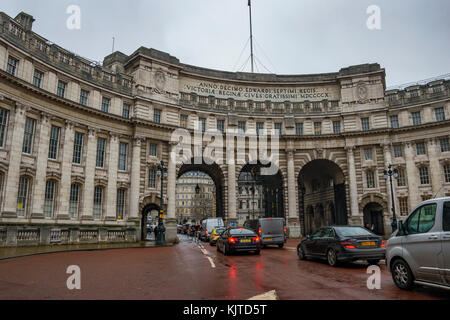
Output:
[
  {"left": 240, "top": 239, "right": 251, "bottom": 243},
  {"left": 265, "top": 238, "right": 272, "bottom": 241},
  {"left": 361, "top": 241, "right": 375, "bottom": 246}
]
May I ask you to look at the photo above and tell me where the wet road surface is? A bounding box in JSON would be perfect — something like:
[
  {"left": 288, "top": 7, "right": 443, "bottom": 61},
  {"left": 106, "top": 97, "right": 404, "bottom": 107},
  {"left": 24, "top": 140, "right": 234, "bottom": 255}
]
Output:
[{"left": 0, "top": 234, "right": 449, "bottom": 300}]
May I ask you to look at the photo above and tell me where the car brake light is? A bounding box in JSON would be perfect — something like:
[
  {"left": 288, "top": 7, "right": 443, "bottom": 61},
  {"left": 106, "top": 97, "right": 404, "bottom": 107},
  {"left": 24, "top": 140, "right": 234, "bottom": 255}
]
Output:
[
  {"left": 252, "top": 236, "right": 260, "bottom": 242},
  {"left": 258, "top": 228, "right": 262, "bottom": 235},
  {"left": 340, "top": 241, "right": 356, "bottom": 249},
  {"left": 228, "top": 237, "right": 239, "bottom": 243},
  {"left": 380, "top": 240, "right": 386, "bottom": 248},
  {"left": 268, "top": 218, "right": 272, "bottom": 220},
  {"left": 283, "top": 227, "right": 287, "bottom": 233},
  {"left": 206, "top": 230, "right": 208, "bottom": 234}
]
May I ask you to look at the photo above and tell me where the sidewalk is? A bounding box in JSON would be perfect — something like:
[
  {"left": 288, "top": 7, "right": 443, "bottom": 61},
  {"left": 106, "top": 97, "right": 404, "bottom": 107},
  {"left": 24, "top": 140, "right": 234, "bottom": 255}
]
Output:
[{"left": 0, "top": 241, "right": 168, "bottom": 260}]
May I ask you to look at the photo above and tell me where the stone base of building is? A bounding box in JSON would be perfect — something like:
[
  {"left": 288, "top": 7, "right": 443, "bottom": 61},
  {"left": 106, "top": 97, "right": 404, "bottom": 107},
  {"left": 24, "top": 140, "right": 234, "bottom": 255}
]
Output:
[
  {"left": 0, "top": 225, "right": 138, "bottom": 247},
  {"left": 288, "top": 225, "right": 302, "bottom": 239},
  {"left": 164, "top": 218, "right": 178, "bottom": 244}
]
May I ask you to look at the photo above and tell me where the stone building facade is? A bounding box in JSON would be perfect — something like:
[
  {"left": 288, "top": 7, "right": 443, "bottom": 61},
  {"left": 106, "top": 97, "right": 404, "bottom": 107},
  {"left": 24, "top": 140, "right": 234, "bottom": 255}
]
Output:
[{"left": 0, "top": 12, "right": 449, "bottom": 246}]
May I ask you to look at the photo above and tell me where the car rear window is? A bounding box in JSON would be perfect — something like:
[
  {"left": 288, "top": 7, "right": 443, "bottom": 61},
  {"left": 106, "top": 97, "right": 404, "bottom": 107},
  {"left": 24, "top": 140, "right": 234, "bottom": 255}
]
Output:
[
  {"left": 215, "top": 228, "right": 226, "bottom": 234},
  {"left": 261, "top": 219, "right": 284, "bottom": 233},
  {"left": 334, "top": 227, "right": 373, "bottom": 237},
  {"left": 230, "top": 228, "right": 256, "bottom": 236}
]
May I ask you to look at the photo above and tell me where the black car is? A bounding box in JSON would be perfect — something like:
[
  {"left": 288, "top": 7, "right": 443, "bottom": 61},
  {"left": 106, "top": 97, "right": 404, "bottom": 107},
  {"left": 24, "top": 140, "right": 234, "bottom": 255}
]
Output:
[
  {"left": 297, "top": 226, "right": 386, "bottom": 266},
  {"left": 216, "top": 227, "right": 261, "bottom": 255},
  {"left": 182, "top": 224, "right": 190, "bottom": 234},
  {"left": 188, "top": 224, "right": 201, "bottom": 237}
]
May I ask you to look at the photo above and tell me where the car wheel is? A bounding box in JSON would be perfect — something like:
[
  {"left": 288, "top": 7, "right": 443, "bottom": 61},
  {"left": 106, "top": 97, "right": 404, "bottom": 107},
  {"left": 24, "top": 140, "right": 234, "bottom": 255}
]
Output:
[
  {"left": 367, "top": 259, "right": 380, "bottom": 265},
  {"left": 216, "top": 242, "right": 221, "bottom": 252},
  {"left": 391, "top": 259, "right": 415, "bottom": 290},
  {"left": 297, "top": 245, "right": 307, "bottom": 260},
  {"left": 327, "top": 248, "right": 339, "bottom": 267},
  {"left": 223, "top": 244, "right": 228, "bottom": 256},
  {"left": 278, "top": 243, "right": 284, "bottom": 249}
]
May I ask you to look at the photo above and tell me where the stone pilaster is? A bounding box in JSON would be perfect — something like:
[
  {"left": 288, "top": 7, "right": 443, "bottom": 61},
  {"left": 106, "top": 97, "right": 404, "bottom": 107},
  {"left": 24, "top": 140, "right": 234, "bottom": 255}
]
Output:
[
  {"left": 128, "top": 137, "right": 141, "bottom": 221},
  {"left": 105, "top": 133, "right": 119, "bottom": 221},
  {"left": 2, "top": 103, "right": 27, "bottom": 217},
  {"left": 81, "top": 128, "right": 97, "bottom": 220},
  {"left": 57, "top": 120, "right": 74, "bottom": 219},
  {"left": 382, "top": 143, "right": 394, "bottom": 231},
  {"left": 287, "top": 147, "right": 301, "bottom": 237},
  {"left": 404, "top": 142, "right": 421, "bottom": 209},
  {"left": 427, "top": 138, "right": 442, "bottom": 197},
  {"left": 31, "top": 112, "right": 51, "bottom": 219},
  {"left": 346, "top": 146, "right": 359, "bottom": 216},
  {"left": 227, "top": 138, "right": 237, "bottom": 225},
  {"left": 165, "top": 142, "right": 178, "bottom": 243}
]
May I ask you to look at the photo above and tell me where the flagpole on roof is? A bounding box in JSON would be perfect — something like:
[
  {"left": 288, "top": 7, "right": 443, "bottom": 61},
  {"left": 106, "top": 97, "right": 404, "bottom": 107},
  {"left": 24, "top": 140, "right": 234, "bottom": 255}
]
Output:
[{"left": 248, "top": 0, "right": 254, "bottom": 73}]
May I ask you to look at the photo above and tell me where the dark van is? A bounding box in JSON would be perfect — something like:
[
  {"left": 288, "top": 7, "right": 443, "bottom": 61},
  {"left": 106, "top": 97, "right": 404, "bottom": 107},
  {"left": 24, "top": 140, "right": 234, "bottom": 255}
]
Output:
[{"left": 243, "top": 218, "right": 287, "bottom": 248}]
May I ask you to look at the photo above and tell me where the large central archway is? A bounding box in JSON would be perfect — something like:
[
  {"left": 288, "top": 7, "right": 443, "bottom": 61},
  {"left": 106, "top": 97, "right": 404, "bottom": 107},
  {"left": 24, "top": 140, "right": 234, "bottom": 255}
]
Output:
[
  {"left": 298, "top": 159, "right": 348, "bottom": 235},
  {"left": 177, "top": 158, "right": 225, "bottom": 221}
]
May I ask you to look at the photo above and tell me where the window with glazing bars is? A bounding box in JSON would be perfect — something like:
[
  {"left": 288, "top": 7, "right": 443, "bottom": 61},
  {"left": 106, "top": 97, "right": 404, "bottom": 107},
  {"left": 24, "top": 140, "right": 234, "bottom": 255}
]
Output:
[
  {"left": 366, "top": 171, "right": 375, "bottom": 188},
  {"left": 274, "top": 123, "right": 282, "bottom": 135},
  {"left": 399, "top": 197, "right": 409, "bottom": 216},
  {"left": 364, "top": 148, "right": 373, "bottom": 160},
  {"left": 296, "top": 123, "right": 303, "bottom": 136},
  {"left": 217, "top": 119, "right": 225, "bottom": 133},
  {"left": 149, "top": 143, "right": 157, "bottom": 157},
  {"left": 80, "top": 89, "right": 89, "bottom": 106},
  {"left": 444, "top": 164, "right": 450, "bottom": 183},
  {"left": 57, "top": 81, "right": 66, "bottom": 98},
  {"left": 390, "top": 115, "right": 399, "bottom": 128},
  {"left": 393, "top": 145, "right": 403, "bottom": 158},
  {"left": 412, "top": 111, "right": 421, "bottom": 126},
  {"left": 238, "top": 121, "right": 246, "bottom": 134},
  {"left": 314, "top": 122, "right": 321, "bottom": 135},
  {"left": 361, "top": 118, "right": 370, "bottom": 131},
  {"left": 122, "top": 103, "right": 130, "bottom": 119},
  {"left": 154, "top": 109, "right": 161, "bottom": 123},
  {"left": 33, "top": 70, "right": 44, "bottom": 88},
  {"left": 0, "top": 108, "right": 9, "bottom": 147},
  {"left": 7, "top": 56, "right": 18, "bottom": 75},
  {"left": 22, "top": 117, "right": 36, "bottom": 154},
  {"left": 180, "top": 114, "right": 188, "bottom": 128},
  {"left": 257, "top": 122, "right": 264, "bottom": 135},
  {"left": 397, "top": 168, "right": 406, "bottom": 187},
  {"left": 101, "top": 97, "right": 110, "bottom": 113},
  {"left": 17, "top": 176, "right": 30, "bottom": 217},
  {"left": 416, "top": 142, "right": 426, "bottom": 155},
  {"left": 69, "top": 184, "right": 80, "bottom": 219},
  {"left": 96, "top": 137, "right": 106, "bottom": 167},
  {"left": 118, "top": 142, "right": 128, "bottom": 171},
  {"left": 72, "top": 132, "right": 84, "bottom": 164},
  {"left": 440, "top": 138, "right": 450, "bottom": 152},
  {"left": 44, "top": 180, "right": 56, "bottom": 218},
  {"left": 48, "top": 126, "right": 60, "bottom": 159},
  {"left": 435, "top": 107, "right": 445, "bottom": 122},
  {"left": 333, "top": 121, "right": 341, "bottom": 134},
  {"left": 116, "top": 189, "right": 126, "bottom": 220},
  {"left": 148, "top": 169, "right": 156, "bottom": 188},
  {"left": 93, "top": 186, "right": 103, "bottom": 220},
  {"left": 419, "top": 167, "right": 430, "bottom": 185}
]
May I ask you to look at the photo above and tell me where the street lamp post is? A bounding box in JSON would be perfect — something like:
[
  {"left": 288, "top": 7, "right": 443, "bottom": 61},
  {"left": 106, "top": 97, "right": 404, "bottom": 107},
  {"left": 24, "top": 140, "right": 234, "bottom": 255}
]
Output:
[
  {"left": 156, "top": 161, "right": 167, "bottom": 245},
  {"left": 384, "top": 164, "right": 399, "bottom": 233}
]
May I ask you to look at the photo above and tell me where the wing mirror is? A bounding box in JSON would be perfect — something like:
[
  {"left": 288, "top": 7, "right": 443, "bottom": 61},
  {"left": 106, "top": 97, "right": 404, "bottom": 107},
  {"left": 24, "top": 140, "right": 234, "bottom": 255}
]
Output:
[{"left": 397, "top": 220, "right": 408, "bottom": 236}]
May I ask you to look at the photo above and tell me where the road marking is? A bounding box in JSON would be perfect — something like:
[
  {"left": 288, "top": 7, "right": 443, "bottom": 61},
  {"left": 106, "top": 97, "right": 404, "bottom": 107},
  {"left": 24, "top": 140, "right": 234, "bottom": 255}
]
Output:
[
  {"left": 248, "top": 290, "right": 278, "bottom": 300},
  {"left": 207, "top": 257, "right": 216, "bottom": 268},
  {"left": 286, "top": 247, "right": 297, "bottom": 251},
  {"left": 201, "top": 249, "right": 208, "bottom": 255}
]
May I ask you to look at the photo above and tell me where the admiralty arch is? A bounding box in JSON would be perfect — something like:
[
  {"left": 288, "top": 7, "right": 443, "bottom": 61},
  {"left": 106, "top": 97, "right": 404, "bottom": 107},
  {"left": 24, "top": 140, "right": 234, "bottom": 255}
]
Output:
[{"left": 0, "top": 12, "right": 449, "bottom": 247}]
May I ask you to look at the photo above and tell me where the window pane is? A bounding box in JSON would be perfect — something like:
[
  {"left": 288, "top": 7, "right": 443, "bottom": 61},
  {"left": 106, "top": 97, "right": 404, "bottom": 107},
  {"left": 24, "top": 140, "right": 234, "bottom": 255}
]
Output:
[
  {"left": 69, "top": 184, "right": 80, "bottom": 219},
  {"left": 101, "top": 97, "right": 110, "bottom": 113},
  {"left": 0, "top": 108, "right": 9, "bottom": 147},
  {"left": 17, "top": 176, "right": 30, "bottom": 217},
  {"left": 417, "top": 204, "right": 437, "bottom": 233},
  {"left": 122, "top": 104, "right": 130, "bottom": 119},
  {"left": 96, "top": 138, "right": 106, "bottom": 167},
  {"left": 73, "top": 132, "right": 84, "bottom": 164},
  {"left": 93, "top": 186, "right": 103, "bottom": 220},
  {"left": 118, "top": 142, "right": 128, "bottom": 170},
  {"left": 48, "top": 126, "right": 60, "bottom": 159},
  {"left": 22, "top": 117, "right": 36, "bottom": 154},
  {"left": 44, "top": 180, "right": 56, "bottom": 218}
]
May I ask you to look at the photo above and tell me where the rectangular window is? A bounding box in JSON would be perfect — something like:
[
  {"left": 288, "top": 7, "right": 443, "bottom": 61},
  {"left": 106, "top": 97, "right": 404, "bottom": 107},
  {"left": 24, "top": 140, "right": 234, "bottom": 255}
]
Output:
[
  {"left": 22, "top": 117, "right": 36, "bottom": 154},
  {"left": 393, "top": 145, "right": 403, "bottom": 158},
  {"left": 154, "top": 109, "right": 161, "bottom": 123},
  {"left": 296, "top": 123, "right": 303, "bottom": 136},
  {"left": 399, "top": 197, "right": 409, "bottom": 216},
  {"left": 122, "top": 103, "right": 130, "bottom": 119},
  {"left": 416, "top": 142, "right": 426, "bottom": 155},
  {"left": 314, "top": 122, "right": 322, "bottom": 135},
  {"left": 93, "top": 186, "right": 103, "bottom": 220},
  {"left": 397, "top": 168, "right": 406, "bottom": 187},
  {"left": 238, "top": 121, "right": 246, "bottom": 134},
  {"left": 96, "top": 137, "right": 106, "bottom": 168},
  {"left": 435, "top": 107, "right": 445, "bottom": 122},
  {"left": 101, "top": 97, "right": 110, "bottom": 113},
  {"left": 432, "top": 86, "right": 442, "bottom": 94},
  {"left": 333, "top": 121, "right": 341, "bottom": 134},
  {"left": 361, "top": 118, "right": 370, "bottom": 131},
  {"left": 274, "top": 123, "right": 282, "bottom": 136},
  {"left": 180, "top": 115, "right": 188, "bottom": 128},
  {"left": 440, "top": 138, "right": 450, "bottom": 152},
  {"left": 69, "top": 184, "right": 80, "bottom": 219},
  {"left": 118, "top": 142, "right": 128, "bottom": 171},
  {"left": 44, "top": 180, "right": 56, "bottom": 218},
  {"left": 17, "top": 176, "right": 30, "bottom": 217},
  {"left": 419, "top": 167, "right": 430, "bottom": 185},
  {"left": 366, "top": 171, "right": 375, "bottom": 188},
  {"left": 199, "top": 118, "right": 206, "bottom": 132},
  {"left": 148, "top": 169, "right": 156, "bottom": 188},
  {"left": 0, "top": 108, "right": 9, "bottom": 148},
  {"left": 149, "top": 143, "right": 158, "bottom": 157},
  {"left": 364, "top": 148, "right": 373, "bottom": 160},
  {"left": 72, "top": 132, "right": 84, "bottom": 164},
  {"left": 116, "top": 189, "right": 126, "bottom": 220},
  {"left": 80, "top": 89, "right": 89, "bottom": 106},
  {"left": 410, "top": 90, "right": 419, "bottom": 98},
  {"left": 257, "top": 122, "right": 264, "bottom": 136},
  {"left": 33, "top": 70, "right": 44, "bottom": 88},
  {"left": 444, "top": 164, "right": 450, "bottom": 183},
  {"left": 412, "top": 111, "right": 421, "bottom": 126},
  {"left": 390, "top": 115, "right": 399, "bottom": 128},
  {"left": 48, "top": 126, "right": 61, "bottom": 160},
  {"left": 7, "top": 56, "right": 19, "bottom": 75},
  {"left": 217, "top": 119, "right": 225, "bottom": 133},
  {"left": 57, "top": 81, "right": 67, "bottom": 98}
]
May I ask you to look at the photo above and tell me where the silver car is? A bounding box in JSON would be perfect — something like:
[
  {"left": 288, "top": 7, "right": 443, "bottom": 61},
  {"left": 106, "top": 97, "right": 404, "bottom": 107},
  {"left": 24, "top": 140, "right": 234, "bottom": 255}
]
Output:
[{"left": 386, "top": 197, "right": 450, "bottom": 291}]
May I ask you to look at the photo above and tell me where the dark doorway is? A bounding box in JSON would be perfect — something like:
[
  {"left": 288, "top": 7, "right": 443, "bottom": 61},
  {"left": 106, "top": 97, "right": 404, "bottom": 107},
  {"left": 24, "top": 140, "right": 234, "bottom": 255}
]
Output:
[
  {"left": 141, "top": 203, "right": 160, "bottom": 241},
  {"left": 363, "top": 203, "right": 384, "bottom": 236}
]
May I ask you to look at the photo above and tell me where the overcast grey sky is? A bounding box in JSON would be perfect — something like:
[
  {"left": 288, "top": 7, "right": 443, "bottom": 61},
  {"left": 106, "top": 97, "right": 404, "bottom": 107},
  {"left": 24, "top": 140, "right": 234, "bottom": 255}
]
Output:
[{"left": 2, "top": 0, "right": 450, "bottom": 87}]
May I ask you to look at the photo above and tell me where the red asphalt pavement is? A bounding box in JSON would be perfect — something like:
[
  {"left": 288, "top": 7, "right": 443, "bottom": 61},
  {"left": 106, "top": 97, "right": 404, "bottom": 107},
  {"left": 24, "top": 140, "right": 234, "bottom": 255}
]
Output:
[{"left": 0, "top": 235, "right": 449, "bottom": 300}]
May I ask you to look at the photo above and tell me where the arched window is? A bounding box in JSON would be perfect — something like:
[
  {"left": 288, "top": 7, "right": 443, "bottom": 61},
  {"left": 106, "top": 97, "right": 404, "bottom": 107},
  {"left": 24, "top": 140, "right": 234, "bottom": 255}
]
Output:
[
  {"left": 17, "top": 176, "right": 31, "bottom": 217},
  {"left": 93, "top": 186, "right": 104, "bottom": 220},
  {"left": 116, "top": 189, "right": 126, "bottom": 220},
  {"left": 44, "top": 180, "right": 57, "bottom": 218},
  {"left": 69, "top": 184, "right": 81, "bottom": 219}
]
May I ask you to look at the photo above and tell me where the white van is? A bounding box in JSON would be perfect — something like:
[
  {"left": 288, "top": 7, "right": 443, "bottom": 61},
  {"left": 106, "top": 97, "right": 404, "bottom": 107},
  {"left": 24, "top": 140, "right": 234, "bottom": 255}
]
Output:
[{"left": 200, "top": 218, "right": 224, "bottom": 242}]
